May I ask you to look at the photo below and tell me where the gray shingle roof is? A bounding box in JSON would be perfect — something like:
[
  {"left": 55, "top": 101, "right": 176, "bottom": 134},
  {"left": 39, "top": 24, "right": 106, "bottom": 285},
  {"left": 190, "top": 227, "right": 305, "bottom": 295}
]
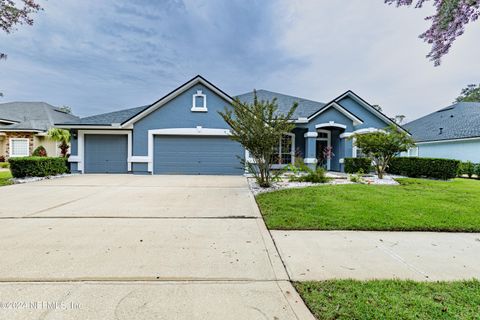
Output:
[
  {"left": 57, "top": 105, "right": 150, "bottom": 126},
  {"left": 404, "top": 102, "right": 480, "bottom": 142},
  {"left": 235, "top": 90, "right": 325, "bottom": 118},
  {"left": 61, "top": 90, "right": 324, "bottom": 126},
  {"left": 0, "top": 102, "right": 79, "bottom": 131}
]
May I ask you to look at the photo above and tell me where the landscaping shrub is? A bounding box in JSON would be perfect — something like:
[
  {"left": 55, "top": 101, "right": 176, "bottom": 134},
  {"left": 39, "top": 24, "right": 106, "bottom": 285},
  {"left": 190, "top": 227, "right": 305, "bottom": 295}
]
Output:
[
  {"left": 387, "top": 157, "right": 460, "bottom": 180},
  {"left": 344, "top": 158, "right": 372, "bottom": 174},
  {"left": 32, "top": 145, "right": 47, "bottom": 157},
  {"left": 290, "top": 167, "right": 330, "bottom": 183},
  {"left": 459, "top": 161, "right": 478, "bottom": 178},
  {"left": 475, "top": 164, "right": 480, "bottom": 179},
  {"left": 0, "top": 155, "right": 5, "bottom": 162},
  {"left": 0, "top": 162, "right": 9, "bottom": 169},
  {"left": 8, "top": 157, "right": 68, "bottom": 178}
]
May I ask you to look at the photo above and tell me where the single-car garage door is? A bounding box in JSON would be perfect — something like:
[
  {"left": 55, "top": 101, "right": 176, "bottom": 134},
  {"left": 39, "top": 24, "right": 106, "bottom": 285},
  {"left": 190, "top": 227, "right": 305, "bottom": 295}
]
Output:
[
  {"left": 84, "top": 134, "right": 128, "bottom": 173},
  {"left": 153, "top": 136, "right": 244, "bottom": 175}
]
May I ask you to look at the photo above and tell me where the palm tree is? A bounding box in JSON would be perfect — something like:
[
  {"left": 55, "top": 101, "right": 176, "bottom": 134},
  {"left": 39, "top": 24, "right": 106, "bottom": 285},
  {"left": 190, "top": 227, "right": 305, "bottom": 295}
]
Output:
[{"left": 47, "top": 128, "right": 71, "bottom": 157}]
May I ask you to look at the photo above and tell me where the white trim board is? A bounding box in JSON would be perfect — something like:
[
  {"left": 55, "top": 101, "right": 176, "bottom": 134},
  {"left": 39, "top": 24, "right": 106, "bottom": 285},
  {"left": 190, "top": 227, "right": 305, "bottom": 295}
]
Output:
[
  {"left": 307, "top": 102, "right": 363, "bottom": 126},
  {"left": 340, "top": 127, "right": 384, "bottom": 139},
  {"left": 55, "top": 125, "right": 119, "bottom": 130},
  {"left": 416, "top": 137, "right": 480, "bottom": 144},
  {"left": 315, "top": 122, "right": 347, "bottom": 130},
  {"left": 68, "top": 130, "right": 132, "bottom": 173}
]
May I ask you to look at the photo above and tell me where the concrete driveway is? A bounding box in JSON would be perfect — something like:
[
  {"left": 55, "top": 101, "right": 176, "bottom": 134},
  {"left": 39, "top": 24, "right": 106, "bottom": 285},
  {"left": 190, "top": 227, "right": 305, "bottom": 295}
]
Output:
[{"left": 0, "top": 175, "right": 313, "bottom": 320}]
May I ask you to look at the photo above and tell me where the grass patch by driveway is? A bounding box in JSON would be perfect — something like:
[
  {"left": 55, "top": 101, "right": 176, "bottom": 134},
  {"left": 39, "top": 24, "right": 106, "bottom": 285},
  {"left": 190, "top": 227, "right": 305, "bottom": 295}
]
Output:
[
  {"left": 295, "top": 280, "right": 480, "bottom": 320},
  {"left": 0, "top": 171, "right": 12, "bottom": 186},
  {"left": 256, "top": 178, "right": 480, "bottom": 232}
]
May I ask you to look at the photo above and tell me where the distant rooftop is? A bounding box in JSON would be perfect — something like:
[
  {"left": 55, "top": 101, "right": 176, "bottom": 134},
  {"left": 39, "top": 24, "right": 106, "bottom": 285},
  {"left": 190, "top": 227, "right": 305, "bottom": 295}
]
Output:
[
  {"left": 0, "top": 101, "right": 79, "bottom": 131},
  {"left": 57, "top": 105, "right": 150, "bottom": 126},
  {"left": 404, "top": 102, "right": 480, "bottom": 142}
]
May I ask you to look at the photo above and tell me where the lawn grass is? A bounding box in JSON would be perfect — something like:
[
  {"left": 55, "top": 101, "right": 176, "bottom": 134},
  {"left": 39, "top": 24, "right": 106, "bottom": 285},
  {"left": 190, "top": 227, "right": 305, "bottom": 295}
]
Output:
[
  {"left": 295, "top": 280, "right": 480, "bottom": 320},
  {"left": 256, "top": 178, "right": 480, "bottom": 231},
  {"left": 0, "top": 170, "right": 12, "bottom": 186}
]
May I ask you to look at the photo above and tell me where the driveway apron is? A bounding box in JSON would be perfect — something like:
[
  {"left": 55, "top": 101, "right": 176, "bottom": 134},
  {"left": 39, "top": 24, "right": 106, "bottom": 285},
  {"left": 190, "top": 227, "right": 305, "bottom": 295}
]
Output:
[{"left": 0, "top": 175, "right": 314, "bottom": 320}]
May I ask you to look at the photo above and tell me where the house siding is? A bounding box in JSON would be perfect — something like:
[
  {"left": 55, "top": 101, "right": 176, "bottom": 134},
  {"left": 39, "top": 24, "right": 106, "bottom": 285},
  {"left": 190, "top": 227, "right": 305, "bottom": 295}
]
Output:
[
  {"left": 132, "top": 84, "right": 233, "bottom": 157},
  {"left": 418, "top": 139, "right": 480, "bottom": 163},
  {"left": 337, "top": 96, "right": 390, "bottom": 130}
]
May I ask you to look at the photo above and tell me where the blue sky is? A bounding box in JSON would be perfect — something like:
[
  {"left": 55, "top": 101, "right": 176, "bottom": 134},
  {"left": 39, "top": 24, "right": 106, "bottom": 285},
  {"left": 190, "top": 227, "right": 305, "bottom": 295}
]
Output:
[{"left": 1, "top": 0, "right": 479, "bottom": 121}]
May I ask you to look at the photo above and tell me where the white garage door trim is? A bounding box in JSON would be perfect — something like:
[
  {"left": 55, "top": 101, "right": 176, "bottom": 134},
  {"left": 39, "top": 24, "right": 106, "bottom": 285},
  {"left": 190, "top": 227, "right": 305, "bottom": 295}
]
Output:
[
  {"left": 69, "top": 130, "right": 132, "bottom": 173},
  {"left": 137, "top": 127, "right": 232, "bottom": 172}
]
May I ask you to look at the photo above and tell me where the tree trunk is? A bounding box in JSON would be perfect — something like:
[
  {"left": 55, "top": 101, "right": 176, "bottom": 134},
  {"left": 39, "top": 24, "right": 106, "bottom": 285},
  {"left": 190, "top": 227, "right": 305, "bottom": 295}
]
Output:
[{"left": 378, "top": 171, "right": 384, "bottom": 179}]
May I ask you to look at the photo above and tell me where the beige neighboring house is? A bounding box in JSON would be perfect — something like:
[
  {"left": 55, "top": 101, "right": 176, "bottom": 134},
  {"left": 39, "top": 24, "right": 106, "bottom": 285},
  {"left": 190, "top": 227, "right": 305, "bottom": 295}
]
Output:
[{"left": 0, "top": 102, "right": 78, "bottom": 159}]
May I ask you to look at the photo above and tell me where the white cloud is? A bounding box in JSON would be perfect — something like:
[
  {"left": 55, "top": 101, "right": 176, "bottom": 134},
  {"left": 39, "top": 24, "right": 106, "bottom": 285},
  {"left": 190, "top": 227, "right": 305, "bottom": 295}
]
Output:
[
  {"left": 267, "top": 0, "right": 480, "bottom": 121},
  {"left": 0, "top": 0, "right": 478, "bottom": 121}
]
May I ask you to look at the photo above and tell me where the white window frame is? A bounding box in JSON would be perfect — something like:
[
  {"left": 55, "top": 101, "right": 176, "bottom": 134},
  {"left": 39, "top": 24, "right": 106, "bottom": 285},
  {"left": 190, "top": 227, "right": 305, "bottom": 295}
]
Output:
[
  {"left": 245, "top": 133, "right": 295, "bottom": 168},
  {"left": 9, "top": 138, "right": 29, "bottom": 157},
  {"left": 272, "top": 133, "right": 295, "bottom": 169},
  {"left": 191, "top": 90, "right": 208, "bottom": 112},
  {"left": 352, "top": 137, "right": 366, "bottom": 158}
]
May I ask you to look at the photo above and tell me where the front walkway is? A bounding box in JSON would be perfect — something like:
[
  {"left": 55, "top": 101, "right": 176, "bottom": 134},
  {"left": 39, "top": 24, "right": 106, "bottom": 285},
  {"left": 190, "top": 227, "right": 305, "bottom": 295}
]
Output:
[
  {"left": 0, "top": 175, "right": 313, "bottom": 319},
  {"left": 272, "top": 230, "right": 480, "bottom": 281}
]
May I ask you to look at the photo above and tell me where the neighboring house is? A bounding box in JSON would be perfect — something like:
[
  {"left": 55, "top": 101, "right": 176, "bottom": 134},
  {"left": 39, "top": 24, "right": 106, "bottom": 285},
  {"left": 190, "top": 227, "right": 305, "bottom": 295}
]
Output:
[
  {"left": 0, "top": 102, "right": 79, "bottom": 159},
  {"left": 57, "top": 75, "right": 405, "bottom": 175},
  {"left": 404, "top": 102, "right": 480, "bottom": 162}
]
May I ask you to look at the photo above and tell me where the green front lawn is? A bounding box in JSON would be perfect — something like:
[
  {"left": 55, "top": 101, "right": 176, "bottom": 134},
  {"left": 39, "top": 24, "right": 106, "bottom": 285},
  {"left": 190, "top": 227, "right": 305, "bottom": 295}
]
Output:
[
  {"left": 0, "top": 171, "right": 12, "bottom": 186},
  {"left": 256, "top": 178, "right": 480, "bottom": 231},
  {"left": 295, "top": 280, "right": 480, "bottom": 320}
]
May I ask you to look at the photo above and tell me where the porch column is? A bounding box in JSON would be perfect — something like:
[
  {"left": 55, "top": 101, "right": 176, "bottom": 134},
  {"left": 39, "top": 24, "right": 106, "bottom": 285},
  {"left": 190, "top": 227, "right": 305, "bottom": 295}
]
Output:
[{"left": 304, "top": 132, "right": 318, "bottom": 170}]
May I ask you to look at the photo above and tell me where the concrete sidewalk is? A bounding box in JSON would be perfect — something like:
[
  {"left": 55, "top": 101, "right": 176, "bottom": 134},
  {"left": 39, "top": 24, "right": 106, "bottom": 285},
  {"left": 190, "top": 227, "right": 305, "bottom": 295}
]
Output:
[
  {"left": 272, "top": 230, "right": 480, "bottom": 281},
  {"left": 0, "top": 175, "right": 314, "bottom": 320}
]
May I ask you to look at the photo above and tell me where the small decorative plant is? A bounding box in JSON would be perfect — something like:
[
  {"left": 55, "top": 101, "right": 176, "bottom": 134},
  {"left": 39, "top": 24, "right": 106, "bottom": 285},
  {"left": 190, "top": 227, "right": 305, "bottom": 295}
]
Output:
[
  {"left": 289, "top": 161, "right": 330, "bottom": 183},
  {"left": 32, "top": 145, "right": 47, "bottom": 157},
  {"left": 349, "top": 169, "right": 365, "bottom": 183},
  {"left": 319, "top": 146, "right": 335, "bottom": 168}
]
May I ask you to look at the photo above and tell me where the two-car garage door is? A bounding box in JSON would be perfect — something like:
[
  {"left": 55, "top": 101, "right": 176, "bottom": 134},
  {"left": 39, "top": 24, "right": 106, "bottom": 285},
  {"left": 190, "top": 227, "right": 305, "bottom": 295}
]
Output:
[
  {"left": 83, "top": 134, "right": 243, "bottom": 175},
  {"left": 153, "top": 136, "right": 244, "bottom": 175}
]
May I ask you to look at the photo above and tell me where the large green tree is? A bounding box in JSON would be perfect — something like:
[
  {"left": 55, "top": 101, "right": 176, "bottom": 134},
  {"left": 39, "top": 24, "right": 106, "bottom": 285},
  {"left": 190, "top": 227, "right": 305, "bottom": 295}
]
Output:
[
  {"left": 455, "top": 84, "right": 480, "bottom": 102},
  {"left": 351, "top": 125, "right": 415, "bottom": 179},
  {"left": 219, "top": 91, "right": 297, "bottom": 187}
]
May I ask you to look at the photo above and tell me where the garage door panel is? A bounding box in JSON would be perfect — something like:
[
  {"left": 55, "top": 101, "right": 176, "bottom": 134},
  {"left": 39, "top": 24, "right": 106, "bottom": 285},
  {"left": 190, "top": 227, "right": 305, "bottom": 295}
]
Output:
[
  {"left": 154, "top": 136, "right": 243, "bottom": 175},
  {"left": 84, "top": 135, "right": 128, "bottom": 173}
]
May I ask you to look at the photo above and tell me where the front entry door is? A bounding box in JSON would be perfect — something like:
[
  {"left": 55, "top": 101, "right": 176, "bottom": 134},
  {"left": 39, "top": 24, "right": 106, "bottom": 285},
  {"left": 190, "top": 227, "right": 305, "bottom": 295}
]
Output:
[
  {"left": 315, "top": 130, "right": 331, "bottom": 170},
  {"left": 316, "top": 140, "right": 328, "bottom": 169}
]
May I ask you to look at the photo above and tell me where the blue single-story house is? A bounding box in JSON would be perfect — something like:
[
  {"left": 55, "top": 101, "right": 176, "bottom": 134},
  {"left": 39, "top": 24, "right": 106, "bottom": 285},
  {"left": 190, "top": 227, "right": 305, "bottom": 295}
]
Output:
[
  {"left": 57, "top": 75, "right": 405, "bottom": 175},
  {"left": 404, "top": 101, "right": 480, "bottom": 162}
]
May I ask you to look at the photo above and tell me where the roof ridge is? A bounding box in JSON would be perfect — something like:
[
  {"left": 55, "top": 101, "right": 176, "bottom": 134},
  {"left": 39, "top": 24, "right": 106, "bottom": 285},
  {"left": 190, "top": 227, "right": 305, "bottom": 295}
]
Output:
[{"left": 236, "top": 89, "right": 326, "bottom": 104}]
